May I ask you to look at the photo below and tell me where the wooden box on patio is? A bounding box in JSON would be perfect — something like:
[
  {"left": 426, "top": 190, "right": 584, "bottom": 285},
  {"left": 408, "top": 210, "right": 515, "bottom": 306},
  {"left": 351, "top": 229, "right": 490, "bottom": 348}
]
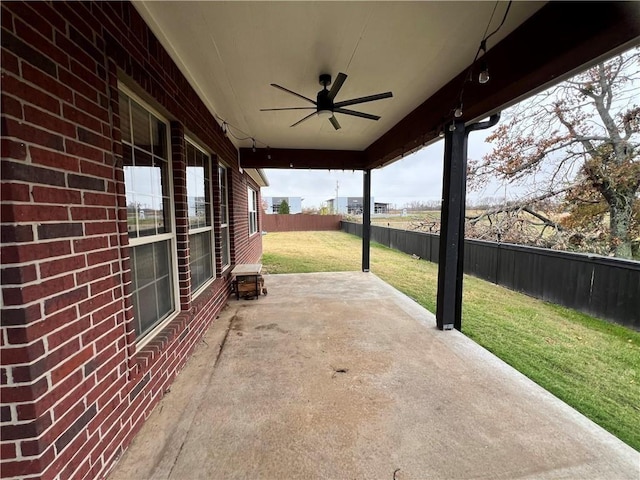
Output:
[{"left": 231, "top": 263, "right": 265, "bottom": 299}]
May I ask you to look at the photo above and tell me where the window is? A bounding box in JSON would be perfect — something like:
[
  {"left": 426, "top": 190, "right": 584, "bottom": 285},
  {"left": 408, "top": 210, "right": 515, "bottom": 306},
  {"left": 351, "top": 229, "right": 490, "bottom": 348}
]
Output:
[
  {"left": 186, "top": 140, "right": 214, "bottom": 294},
  {"left": 119, "top": 88, "right": 177, "bottom": 340},
  {"left": 248, "top": 187, "right": 258, "bottom": 235},
  {"left": 218, "top": 164, "right": 230, "bottom": 270}
]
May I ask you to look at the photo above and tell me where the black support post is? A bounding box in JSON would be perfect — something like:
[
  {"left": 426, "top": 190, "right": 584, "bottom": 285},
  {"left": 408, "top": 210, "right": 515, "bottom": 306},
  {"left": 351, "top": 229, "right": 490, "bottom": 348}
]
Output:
[
  {"left": 436, "top": 114, "right": 500, "bottom": 331},
  {"left": 362, "top": 168, "right": 371, "bottom": 272}
]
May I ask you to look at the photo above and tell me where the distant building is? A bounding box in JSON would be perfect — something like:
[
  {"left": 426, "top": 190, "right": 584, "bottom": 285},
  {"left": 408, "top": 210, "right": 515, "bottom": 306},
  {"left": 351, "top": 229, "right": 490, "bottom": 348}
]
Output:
[
  {"left": 375, "top": 202, "right": 389, "bottom": 214},
  {"left": 264, "top": 196, "right": 303, "bottom": 214},
  {"left": 326, "top": 196, "right": 377, "bottom": 215}
]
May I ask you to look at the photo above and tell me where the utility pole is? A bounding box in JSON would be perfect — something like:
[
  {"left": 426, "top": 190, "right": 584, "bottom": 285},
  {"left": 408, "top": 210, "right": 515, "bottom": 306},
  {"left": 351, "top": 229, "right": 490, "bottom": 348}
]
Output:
[{"left": 335, "top": 180, "right": 340, "bottom": 214}]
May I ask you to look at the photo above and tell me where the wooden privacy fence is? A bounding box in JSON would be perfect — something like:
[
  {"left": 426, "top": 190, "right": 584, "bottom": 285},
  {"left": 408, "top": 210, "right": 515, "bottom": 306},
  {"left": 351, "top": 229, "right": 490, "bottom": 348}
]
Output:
[
  {"left": 263, "top": 214, "right": 342, "bottom": 232},
  {"left": 342, "top": 221, "right": 640, "bottom": 330}
]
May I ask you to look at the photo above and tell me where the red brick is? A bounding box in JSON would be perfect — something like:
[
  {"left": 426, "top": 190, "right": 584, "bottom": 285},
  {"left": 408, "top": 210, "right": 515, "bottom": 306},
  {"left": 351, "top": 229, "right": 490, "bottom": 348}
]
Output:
[
  {"left": 6, "top": 306, "right": 74, "bottom": 345},
  {"left": 1, "top": 160, "right": 66, "bottom": 187},
  {"left": 65, "top": 138, "right": 104, "bottom": 163},
  {"left": 82, "top": 191, "right": 116, "bottom": 207},
  {"left": 79, "top": 291, "right": 113, "bottom": 316},
  {"left": 67, "top": 173, "right": 105, "bottom": 192},
  {"left": 73, "top": 236, "right": 108, "bottom": 253},
  {"left": 1, "top": 74, "right": 61, "bottom": 115},
  {"left": 39, "top": 254, "right": 86, "bottom": 278},
  {"left": 75, "top": 264, "right": 111, "bottom": 286},
  {"left": 51, "top": 345, "right": 93, "bottom": 385},
  {"left": 1, "top": 93, "right": 24, "bottom": 119},
  {"left": 59, "top": 67, "right": 99, "bottom": 102},
  {"left": 70, "top": 206, "right": 108, "bottom": 221},
  {"left": 1, "top": 204, "right": 68, "bottom": 223},
  {"left": 1, "top": 46, "right": 20, "bottom": 75},
  {"left": 21, "top": 62, "right": 73, "bottom": 104},
  {"left": 0, "top": 182, "right": 30, "bottom": 201},
  {"left": 20, "top": 438, "right": 47, "bottom": 457},
  {"left": 14, "top": 16, "right": 68, "bottom": 67},
  {"left": 73, "top": 93, "right": 109, "bottom": 122},
  {"left": 90, "top": 277, "right": 121, "bottom": 300},
  {"left": 87, "top": 248, "right": 118, "bottom": 266},
  {"left": 32, "top": 186, "right": 82, "bottom": 205},
  {"left": 30, "top": 146, "right": 80, "bottom": 172},
  {"left": 44, "top": 286, "right": 88, "bottom": 316},
  {"left": 1, "top": 137, "right": 27, "bottom": 160},
  {"left": 0, "top": 375, "right": 48, "bottom": 403},
  {"left": 24, "top": 105, "right": 76, "bottom": 138},
  {"left": 85, "top": 223, "right": 117, "bottom": 239},
  {"left": 1, "top": 264, "right": 37, "bottom": 285},
  {"left": 6, "top": 273, "right": 75, "bottom": 305},
  {"left": 62, "top": 103, "right": 103, "bottom": 135},
  {"left": 80, "top": 159, "right": 113, "bottom": 179},
  {"left": 1, "top": 304, "right": 42, "bottom": 328},
  {"left": 7, "top": 1, "right": 54, "bottom": 39},
  {"left": 1, "top": 240, "right": 71, "bottom": 264},
  {"left": 1, "top": 415, "right": 52, "bottom": 445},
  {"left": 1, "top": 117, "right": 64, "bottom": 151},
  {"left": 1, "top": 442, "right": 17, "bottom": 459},
  {"left": 0, "top": 224, "right": 33, "bottom": 244},
  {"left": 82, "top": 316, "right": 116, "bottom": 346},
  {"left": 70, "top": 59, "right": 106, "bottom": 94},
  {"left": 55, "top": 32, "right": 97, "bottom": 76},
  {"left": 0, "top": 457, "right": 48, "bottom": 478}
]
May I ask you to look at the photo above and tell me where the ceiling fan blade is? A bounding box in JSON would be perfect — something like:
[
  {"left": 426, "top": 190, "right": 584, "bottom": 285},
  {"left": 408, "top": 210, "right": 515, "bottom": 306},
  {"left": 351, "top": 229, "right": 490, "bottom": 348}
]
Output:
[
  {"left": 334, "top": 92, "right": 393, "bottom": 108},
  {"left": 334, "top": 108, "right": 380, "bottom": 121},
  {"left": 329, "top": 115, "right": 341, "bottom": 130},
  {"left": 327, "top": 72, "right": 347, "bottom": 101},
  {"left": 290, "top": 112, "right": 318, "bottom": 127},
  {"left": 260, "top": 107, "right": 316, "bottom": 111},
  {"left": 271, "top": 84, "right": 316, "bottom": 105}
]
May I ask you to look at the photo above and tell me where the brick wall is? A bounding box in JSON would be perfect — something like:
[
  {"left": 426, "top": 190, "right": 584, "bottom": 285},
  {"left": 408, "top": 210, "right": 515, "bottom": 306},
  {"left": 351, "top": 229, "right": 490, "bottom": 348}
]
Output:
[{"left": 0, "top": 2, "right": 263, "bottom": 479}]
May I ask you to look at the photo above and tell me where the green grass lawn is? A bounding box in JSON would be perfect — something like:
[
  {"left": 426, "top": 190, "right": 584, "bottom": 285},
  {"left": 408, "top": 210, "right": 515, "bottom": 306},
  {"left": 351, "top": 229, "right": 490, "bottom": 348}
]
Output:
[{"left": 262, "top": 231, "right": 640, "bottom": 452}]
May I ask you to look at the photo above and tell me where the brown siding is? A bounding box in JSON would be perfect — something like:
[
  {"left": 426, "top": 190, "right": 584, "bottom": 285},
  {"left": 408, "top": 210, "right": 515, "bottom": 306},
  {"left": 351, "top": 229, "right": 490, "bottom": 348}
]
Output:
[{"left": 262, "top": 214, "right": 342, "bottom": 232}]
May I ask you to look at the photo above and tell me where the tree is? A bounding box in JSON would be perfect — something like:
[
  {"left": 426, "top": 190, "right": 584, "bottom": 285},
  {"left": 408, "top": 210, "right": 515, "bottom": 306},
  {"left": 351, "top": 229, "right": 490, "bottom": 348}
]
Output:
[
  {"left": 278, "top": 199, "right": 290, "bottom": 214},
  {"left": 469, "top": 48, "right": 639, "bottom": 258}
]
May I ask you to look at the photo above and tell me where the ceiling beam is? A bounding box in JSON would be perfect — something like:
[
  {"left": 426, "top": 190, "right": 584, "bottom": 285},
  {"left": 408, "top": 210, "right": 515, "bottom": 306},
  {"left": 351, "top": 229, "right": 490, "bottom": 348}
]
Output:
[
  {"left": 365, "top": 1, "right": 640, "bottom": 170},
  {"left": 239, "top": 148, "right": 367, "bottom": 170}
]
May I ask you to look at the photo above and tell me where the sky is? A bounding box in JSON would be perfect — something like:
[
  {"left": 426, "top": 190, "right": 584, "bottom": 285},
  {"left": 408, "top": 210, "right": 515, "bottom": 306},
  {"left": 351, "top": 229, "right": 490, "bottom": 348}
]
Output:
[{"left": 261, "top": 125, "right": 508, "bottom": 209}]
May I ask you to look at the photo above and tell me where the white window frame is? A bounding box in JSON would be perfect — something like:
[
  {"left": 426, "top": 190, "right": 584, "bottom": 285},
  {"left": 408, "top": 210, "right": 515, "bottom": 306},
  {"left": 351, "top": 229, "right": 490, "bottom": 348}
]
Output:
[
  {"left": 119, "top": 83, "right": 179, "bottom": 348},
  {"left": 218, "top": 163, "right": 231, "bottom": 272},
  {"left": 248, "top": 186, "right": 258, "bottom": 236},
  {"left": 186, "top": 137, "right": 216, "bottom": 298}
]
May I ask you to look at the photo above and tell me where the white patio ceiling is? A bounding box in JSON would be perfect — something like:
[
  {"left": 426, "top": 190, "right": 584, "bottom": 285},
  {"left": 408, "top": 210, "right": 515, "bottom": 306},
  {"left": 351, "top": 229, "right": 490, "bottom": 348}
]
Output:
[{"left": 133, "top": 1, "right": 546, "bottom": 152}]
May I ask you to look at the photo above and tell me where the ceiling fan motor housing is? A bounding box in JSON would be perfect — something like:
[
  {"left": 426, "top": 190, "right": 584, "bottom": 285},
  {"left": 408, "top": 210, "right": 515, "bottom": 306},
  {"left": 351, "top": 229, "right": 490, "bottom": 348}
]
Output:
[
  {"left": 317, "top": 89, "right": 332, "bottom": 112},
  {"left": 319, "top": 73, "right": 332, "bottom": 87}
]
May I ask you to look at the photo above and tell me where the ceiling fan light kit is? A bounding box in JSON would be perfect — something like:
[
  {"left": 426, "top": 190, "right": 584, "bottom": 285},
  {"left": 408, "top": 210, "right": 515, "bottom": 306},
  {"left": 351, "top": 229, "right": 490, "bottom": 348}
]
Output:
[{"left": 261, "top": 72, "right": 392, "bottom": 130}]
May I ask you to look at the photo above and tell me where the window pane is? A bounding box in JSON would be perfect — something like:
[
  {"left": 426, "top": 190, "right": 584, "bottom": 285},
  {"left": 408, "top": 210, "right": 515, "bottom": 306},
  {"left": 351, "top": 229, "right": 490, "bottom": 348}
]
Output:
[
  {"left": 136, "top": 283, "right": 158, "bottom": 336},
  {"left": 221, "top": 225, "right": 230, "bottom": 268},
  {"left": 119, "top": 94, "right": 131, "bottom": 143},
  {"left": 130, "top": 240, "right": 174, "bottom": 337},
  {"left": 120, "top": 89, "right": 175, "bottom": 340},
  {"left": 151, "top": 116, "right": 167, "bottom": 159},
  {"left": 189, "top": 231, "right": 213, "bottom": 293},
  {"left": 156, "top": 276, "right": 174, "bottom": 320},
  {"left": 186, "top": 144, "right": 211, "bottom": 230},
  {"left": 131, "top": 100, "right": 151, "bottom": 152},
  {"left": 133, "top": 242, "right": 155, "bottom": 288}
]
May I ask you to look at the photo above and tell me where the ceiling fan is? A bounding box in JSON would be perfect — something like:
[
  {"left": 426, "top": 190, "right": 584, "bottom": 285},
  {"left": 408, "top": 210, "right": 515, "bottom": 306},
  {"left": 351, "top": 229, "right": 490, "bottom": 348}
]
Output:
[{"left": 260, "top": 72, "right": 392, "bottom": 130}]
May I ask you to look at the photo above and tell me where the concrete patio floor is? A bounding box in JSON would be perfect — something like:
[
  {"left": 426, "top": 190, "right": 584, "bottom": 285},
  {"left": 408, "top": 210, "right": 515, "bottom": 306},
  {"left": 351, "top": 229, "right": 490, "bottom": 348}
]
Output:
[{"left": 108, "top": 272, "right": 639, "bottom": 480}]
